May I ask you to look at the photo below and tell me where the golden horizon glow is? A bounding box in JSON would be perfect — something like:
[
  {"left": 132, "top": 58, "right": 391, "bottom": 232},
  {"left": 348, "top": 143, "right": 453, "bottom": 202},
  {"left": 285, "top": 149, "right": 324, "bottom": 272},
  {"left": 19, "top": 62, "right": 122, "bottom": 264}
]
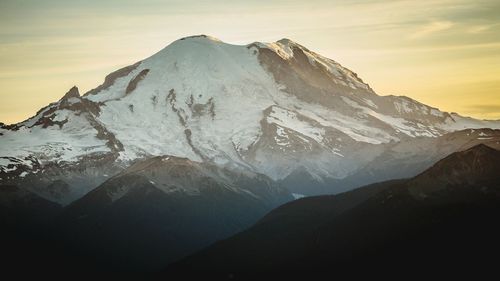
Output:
[{"left": 1, "top": 0, "right": 500, "bottom": 124}]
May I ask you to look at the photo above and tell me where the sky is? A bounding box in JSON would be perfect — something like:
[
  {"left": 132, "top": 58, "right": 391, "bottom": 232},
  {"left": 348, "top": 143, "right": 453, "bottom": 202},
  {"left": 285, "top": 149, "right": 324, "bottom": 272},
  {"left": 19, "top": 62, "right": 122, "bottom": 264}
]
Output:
[{"left": 1, "top": 0, "right": 499, "bottom": 124}]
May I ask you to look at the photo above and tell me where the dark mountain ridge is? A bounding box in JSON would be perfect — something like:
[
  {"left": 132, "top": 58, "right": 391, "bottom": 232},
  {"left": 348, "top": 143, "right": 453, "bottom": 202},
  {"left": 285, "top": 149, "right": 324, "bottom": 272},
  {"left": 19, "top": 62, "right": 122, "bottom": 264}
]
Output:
[{"left": 165, "top": 144, "right": 500, "bottom": 278}]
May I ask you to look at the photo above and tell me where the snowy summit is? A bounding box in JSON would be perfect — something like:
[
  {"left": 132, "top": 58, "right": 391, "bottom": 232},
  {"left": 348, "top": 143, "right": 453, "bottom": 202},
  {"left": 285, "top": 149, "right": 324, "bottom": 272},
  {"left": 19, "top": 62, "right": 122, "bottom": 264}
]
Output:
[{"left": 1, "top": 34, "right": 500, "bottom": 203}]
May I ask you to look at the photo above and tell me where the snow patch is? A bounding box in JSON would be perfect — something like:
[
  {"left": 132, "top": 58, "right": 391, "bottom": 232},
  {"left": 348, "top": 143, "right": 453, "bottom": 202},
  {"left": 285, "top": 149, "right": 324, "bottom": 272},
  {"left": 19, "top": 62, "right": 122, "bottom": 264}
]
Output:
[
  {"left": 363, "top": 98, "right": 378, "bottom": 109},
  {"left": 0, "top": 112, "right": 110, "bottom": 168},
  {"left": 430, "top": 108, "right": 443, "bottom": 117},
  {"left": 292, "top": 193, "right": 305, "bottom": 200},
  {"left": 394, "top": 100, "right": 413, "bottom": 114},
  {"left": 267, "top": 106, "right": 325, "bottom": 144}
]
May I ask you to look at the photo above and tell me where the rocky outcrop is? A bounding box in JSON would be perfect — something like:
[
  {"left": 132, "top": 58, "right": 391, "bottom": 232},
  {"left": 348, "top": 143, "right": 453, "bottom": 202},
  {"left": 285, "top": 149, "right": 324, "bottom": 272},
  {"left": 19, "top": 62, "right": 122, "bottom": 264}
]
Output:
[
  {"left": 125, "top": 69, "right": 150, "bottom": 95},
  {"left": 84, "top": 62, "right": 141, "bottom": 96}
]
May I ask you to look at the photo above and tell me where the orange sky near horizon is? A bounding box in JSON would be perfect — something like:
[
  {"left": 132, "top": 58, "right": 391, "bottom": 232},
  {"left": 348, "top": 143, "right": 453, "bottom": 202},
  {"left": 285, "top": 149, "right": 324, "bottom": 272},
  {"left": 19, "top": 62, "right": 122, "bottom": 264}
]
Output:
[{"left": 1, "top": 0, "right": 499, "bottom": 124}]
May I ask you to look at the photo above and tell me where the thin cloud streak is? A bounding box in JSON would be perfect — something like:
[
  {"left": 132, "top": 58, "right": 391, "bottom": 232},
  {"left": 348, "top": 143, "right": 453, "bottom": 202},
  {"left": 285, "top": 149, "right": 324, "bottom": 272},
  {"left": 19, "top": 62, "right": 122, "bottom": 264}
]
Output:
[
  {"left": 465, "top": 104, "right": 500, "bottom": 113},
  {"left": 409, "top": 21, "right": 455, "bottom": 39}
]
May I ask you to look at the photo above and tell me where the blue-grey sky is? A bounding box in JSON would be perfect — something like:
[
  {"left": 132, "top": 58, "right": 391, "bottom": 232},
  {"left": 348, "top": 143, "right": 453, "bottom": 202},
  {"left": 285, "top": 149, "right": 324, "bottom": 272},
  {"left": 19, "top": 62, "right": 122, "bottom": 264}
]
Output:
[{"left": 1, "top": 0, "right": 499, "bottom": 123}]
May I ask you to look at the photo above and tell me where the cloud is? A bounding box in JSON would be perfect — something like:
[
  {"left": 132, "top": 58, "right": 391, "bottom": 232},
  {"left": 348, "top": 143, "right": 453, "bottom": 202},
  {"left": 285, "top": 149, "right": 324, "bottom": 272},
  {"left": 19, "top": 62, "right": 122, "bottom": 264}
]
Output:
[
  {"left": 462, "top": 104, "right": 500, "bottom": 120},
  {"left": 466, "top": 24, "right": 493, "bottom": 34},
  {"left": 464, "top": 104, "right": 500, "bottom": 113},
  {"left": 409, "top": 21, "right": 454, "bottom": 39}
]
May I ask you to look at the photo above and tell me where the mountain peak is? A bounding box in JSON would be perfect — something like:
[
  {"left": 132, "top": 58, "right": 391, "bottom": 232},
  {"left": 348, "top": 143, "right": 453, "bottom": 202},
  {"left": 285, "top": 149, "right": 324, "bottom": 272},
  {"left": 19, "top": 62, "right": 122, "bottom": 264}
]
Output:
[
  {"left": 178, "top": 34, "right": 222, "bottom": 43},
  {"left": 410, "top": 143, "right": 500, "bottom": 193},
  {"left": 61, "top": 86, "right": 80, "bottom": 101},
  {"left": 274, "top": 38, "right": 311, "bottom": 53},
  {"left": 276, "top": 38, "right": 295, "bottom": 45},
  {"left": 275, "top": 38, "right": 305, "bottom": 48},
  {"left": 464, "top": 143, "right": 497, "bottom": 154},
  {"left": 431, "top": 143, "right": 499, "bottom": 173}
]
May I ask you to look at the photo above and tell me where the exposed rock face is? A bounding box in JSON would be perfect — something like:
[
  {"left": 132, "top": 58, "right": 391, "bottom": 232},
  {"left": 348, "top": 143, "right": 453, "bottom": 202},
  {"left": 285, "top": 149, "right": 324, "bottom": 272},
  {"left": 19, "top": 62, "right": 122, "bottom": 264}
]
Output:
[
  {"left": 84, "top": 62, "right": 141, "bottom": 96},
  {"left": 125, "top": 69, "right": 150, "bottom": 95},
  {"left": 61, "top": 86, "right": 80, "bottom": 99}
]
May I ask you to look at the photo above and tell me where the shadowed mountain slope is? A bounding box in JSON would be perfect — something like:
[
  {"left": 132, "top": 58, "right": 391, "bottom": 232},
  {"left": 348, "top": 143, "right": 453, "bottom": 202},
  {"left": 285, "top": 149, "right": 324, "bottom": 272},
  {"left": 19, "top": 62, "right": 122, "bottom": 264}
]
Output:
[{"left": 165, "top": 144, "right": 500, "bottom": 278}]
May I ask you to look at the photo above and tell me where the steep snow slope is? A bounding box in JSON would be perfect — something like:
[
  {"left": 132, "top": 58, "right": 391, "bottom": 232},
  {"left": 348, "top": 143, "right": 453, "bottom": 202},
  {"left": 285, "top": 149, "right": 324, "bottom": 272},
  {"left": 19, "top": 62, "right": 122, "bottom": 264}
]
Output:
[
  {"left": 83, "top": 35, "right": 499, "bottom": 176},
  {"left": 0, "top": 87, "right": 111, "bottom": 171},
  {"left": 0, "top": 87, "right": 125, "bottom": 203},
  {"left": 85, "top": 35, "right": 281, "bottom": 165},
  {"left": 1, "top": 35, "right": 500, "bottom": 202}
]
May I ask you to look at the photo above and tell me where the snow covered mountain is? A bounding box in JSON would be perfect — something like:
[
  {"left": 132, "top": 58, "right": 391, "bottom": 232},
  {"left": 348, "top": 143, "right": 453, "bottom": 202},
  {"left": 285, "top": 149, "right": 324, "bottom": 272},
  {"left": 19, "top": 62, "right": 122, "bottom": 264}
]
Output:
[{"left": 1, "top": 34, "right": 500, "bottom": 203}]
